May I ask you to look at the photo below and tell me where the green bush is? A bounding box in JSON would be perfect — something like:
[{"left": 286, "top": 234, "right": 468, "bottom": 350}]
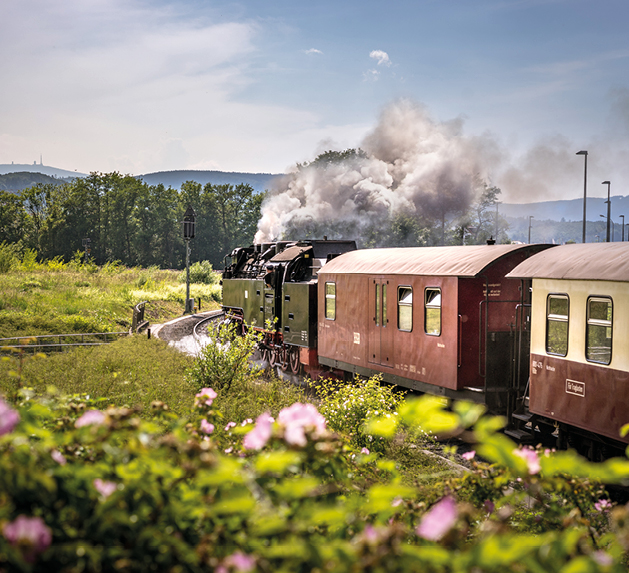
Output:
[
  {"left": 178, "top": 260, "right": 219, "bottom": 285},
  {"left": 0, "top": 242, "right": 18, "bottom": 273},
  {"left": 185, "top": 321, "right": 262, "bottom": 393},
  {"left": 314, "top": 374, "right": 404, "bottom": 452},
  {"left": 1, "top": 391, "right": 628, "bottom": 571}
]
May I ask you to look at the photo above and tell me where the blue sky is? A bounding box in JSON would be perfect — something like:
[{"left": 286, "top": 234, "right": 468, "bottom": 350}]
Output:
[{"left": 2, "top": 0, "right": 629, "bottom": 202}]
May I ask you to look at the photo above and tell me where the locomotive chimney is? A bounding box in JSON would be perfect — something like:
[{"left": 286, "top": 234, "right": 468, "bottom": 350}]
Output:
[{"left": 486, "top": 236, "right": 496, "bottom": 245}]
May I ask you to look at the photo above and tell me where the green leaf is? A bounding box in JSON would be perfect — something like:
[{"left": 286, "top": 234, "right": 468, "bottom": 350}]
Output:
[
  {"left": 255, "top": 451, "right": 303, "bottom": 474},
  {"left": 364, "top": 415, "right": 398, "bottom": 438},
  {"left": 273, "top": 476, "right": 320, "bottom": 499},
  {"left": 453, "top": 401, "right": 486, "bottom": 428}
]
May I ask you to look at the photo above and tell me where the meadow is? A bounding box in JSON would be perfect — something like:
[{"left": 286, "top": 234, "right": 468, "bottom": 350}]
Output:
[{"left": 1, "top": 254, "right": 629, "bottom": 571}]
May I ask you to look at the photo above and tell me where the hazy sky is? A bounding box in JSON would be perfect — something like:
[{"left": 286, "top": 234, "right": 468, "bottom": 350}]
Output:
[{"left": 2, "top": 0, "right": 629, "bottom": 202}]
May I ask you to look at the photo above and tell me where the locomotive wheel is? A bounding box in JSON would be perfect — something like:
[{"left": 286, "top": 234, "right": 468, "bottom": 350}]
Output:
[
  {"left": 289, "top": 348, "right": 300, "bottom": 374},
  {"left": 270, "top": 348, "right": 280, "bottom": 367},
  {"left": 261, "top": 347, "right": 270, "bottom": 364},
  {"left": 280, "top": 347, "right": 289, "bottom": 371}
]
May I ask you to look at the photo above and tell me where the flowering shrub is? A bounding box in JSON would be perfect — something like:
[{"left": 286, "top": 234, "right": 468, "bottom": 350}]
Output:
[
  {"left": 185, "top": 321, "right": 262, "bottom": 393},
  {"left": 1, "top": 389, "right": 629, "bottom": 571},
  {"left": 314, "top": 374, "right": 404, "bottom": 452}
]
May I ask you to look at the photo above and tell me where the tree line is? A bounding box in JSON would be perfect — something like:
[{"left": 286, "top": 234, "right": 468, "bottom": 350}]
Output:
[{"left": 0, "top": 173, "right": 264, "bottom": 269}]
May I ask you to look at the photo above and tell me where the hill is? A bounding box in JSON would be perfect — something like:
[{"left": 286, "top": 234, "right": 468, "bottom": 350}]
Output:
[
  {"left": 0, "top": 172, "right": 70, "bottom": 193},
  {"left": 501, "top": 195, "right": 629, "bottom": 223},
  {"left": 0, "top": 163, "right": 87, "bottom": 178},
  {"left": 137, "top": 170, "right": 281, "bottom": 193}
]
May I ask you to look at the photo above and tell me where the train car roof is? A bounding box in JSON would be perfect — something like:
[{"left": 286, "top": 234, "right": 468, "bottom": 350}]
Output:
[
  {"left": 318, "top": 244, "right": 549, "bottom": 278},
  {"left": 506, "top": 242, "right": 629, "bottom": 281}
]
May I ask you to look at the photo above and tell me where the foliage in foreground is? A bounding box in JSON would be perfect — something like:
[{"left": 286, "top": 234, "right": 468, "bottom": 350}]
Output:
[
  {"left": 2, "top": 386, "right": 629, "bottom": 571},
  {"left": 314, "top": 374, "right": 405, "bottom": 453}
]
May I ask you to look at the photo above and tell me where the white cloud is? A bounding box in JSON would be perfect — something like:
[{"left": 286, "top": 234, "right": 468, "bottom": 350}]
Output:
[
  {"left": 369, "top": 50, "right": 391, "bottom": 67},
  {"left": 305, "top": 48, "right": 323, "bottom": 55}
]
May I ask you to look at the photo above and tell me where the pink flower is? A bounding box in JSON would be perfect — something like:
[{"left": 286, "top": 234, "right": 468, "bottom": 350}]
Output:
[
  {"left": 593, "top": 551, "right": 614, "bottom": 567},
  {"left": 0, "top": 399, "right": 20, "bottom": 436},
  {"left": 595, "top": 499, "right": 612, "bottom": 512},
  {"left": 243, "top": 412, "right": 273, "bottom": 450},
  {"left": 416, "top": 496, "right": 458, "bottom": 541},
  {"left": 224, "top": 447, "right": 233, "bottom": 454},
  {"left": 224, "top": 422, "right": 236, "bottom": 431},
  {"left": 462, "top": 450, "right": 475, "bottom": 461},
  {"left": 224, "top": 551, "right": 256, "bottom": 572},
  {"left": 361, "top": 447, "right": 370, "bottom": 455},
  {"left": 93, "top": 478, "right": 117, "bottom": 499},
  {"left": 75, "top": 409, "right": 106, "bottom": 428},
  {"left": 195, "top": 388, "right": 217, "bottom": 407},
  {"left": 241, "top": 418, "right": 253, "bottom": 427},
  {"left": 200, "top": 419, "right": 214, "bottom": 434},
  {"left": 278, "top": 403, "right": 326, "bottom": 447},
  {"left": 50, "top": 450, "right": 66, "bottom": 465},
  {"left": 2, "top": 515, "right": 52, "bottom": 563},
  {"left": 513, "top": 447, "right": 541, "bottom": 475}
]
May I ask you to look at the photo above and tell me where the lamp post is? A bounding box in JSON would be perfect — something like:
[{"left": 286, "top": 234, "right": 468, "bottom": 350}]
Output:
[
  {"left": 602, "top": 181, "right": 611, "bottom": 243},
  {"left": 576, "top": 150, "right": 588, "bottom": 243},
  {"left": 183, "top": 205, "right": 196, "bottom": 314},
  {"left": 528, "top": 215, "right": 534, "bottom": 244},
  {"left": 620, "top": 215, "right": 625, "bottom": 242}
]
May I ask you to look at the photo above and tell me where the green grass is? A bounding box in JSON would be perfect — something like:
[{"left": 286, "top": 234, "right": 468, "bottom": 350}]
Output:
[
  {"left": 0, "top": 265, "right": 221, "bottom": 338},
  {"left": 1, "top": 336, "right": 196, "bottom": 416}
]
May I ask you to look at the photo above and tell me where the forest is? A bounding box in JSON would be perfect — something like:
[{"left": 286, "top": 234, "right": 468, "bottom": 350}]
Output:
[{"left": 0, "top": 173, "right": 263, "bottom": 269}]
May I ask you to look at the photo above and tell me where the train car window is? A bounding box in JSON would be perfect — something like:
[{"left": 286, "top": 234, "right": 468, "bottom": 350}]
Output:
[
  {"left": 586, "top": 297, "right": 612, "bottom": 365},
  {"left": 425, "top": 288, "right": 442, "bottom": 336},
  {"left": 375, "top": 283, "right": 380, "bottom": 326},
  {"left": 325, "top": 282, "right": 336, "bottom": 320},
  {"left": 546, "top": 294, "right": 569, "bottom": 356},
  {"left": 397, "top": 286, "right": 413, "bottom": 332}
]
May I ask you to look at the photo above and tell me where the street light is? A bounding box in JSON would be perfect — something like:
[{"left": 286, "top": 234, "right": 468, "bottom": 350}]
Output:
[
  {"left": 576, "top": 150, "right": 588, "bottom": 243},
  {"left": 621, "top": 215, "right": 625, "bottom": 242},
  {"left": 183, "top": 205, "right": 196, "bottom": 314},
  {"left": 528, "top": 215, "right": 534, "bottom": 244},
  {"left": 602, "top": 181, "right": 611, "bottom": 242}
]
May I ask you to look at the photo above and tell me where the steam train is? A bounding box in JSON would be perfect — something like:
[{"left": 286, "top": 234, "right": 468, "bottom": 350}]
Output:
[{"left": 222, "top": 240, "right": 629, "bottom": 460}]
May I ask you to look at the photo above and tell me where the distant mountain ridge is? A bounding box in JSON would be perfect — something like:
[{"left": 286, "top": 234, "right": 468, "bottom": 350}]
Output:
[
  {"left": 0, "top": 163, "right": 87, "bottom": 178},
  {"left": 501, "top": 195, "right": 629, "bottom": 222}
]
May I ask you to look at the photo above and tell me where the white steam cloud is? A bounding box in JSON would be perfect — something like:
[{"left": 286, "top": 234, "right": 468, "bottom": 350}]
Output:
[{"left": 255, "top": 100, "right": 500, "bottom": 243}]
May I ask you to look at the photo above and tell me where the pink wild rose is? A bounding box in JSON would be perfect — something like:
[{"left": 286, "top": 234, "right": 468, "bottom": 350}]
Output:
[
  {"left": 93, "top": 478, "right": 117, "bottom": 499},
  {"left": 75, "top": 409, "right": 106, "bottom": 428},
  {"left": 595, "top": 499, "right": 612, "bottom": 512},
  {"left": 224, "top": 551, "right": 256, "bottom": 572},
  {"left": 200, "top": 419, "right": 215, "bottom": 434},
  {"left": 195, "top": 388, "right": 218, "bottom": 407},
  {"left": 513, "top": 447, "right": 541, "bottom": 475},
  {"left": 278, "top": 403, "right": 326, "bottom": 447},
  {"left": 416, "top": 496, "right": 458, "bottom": 541},
  {"left": 50, "top": 450, "right": 66, "bottom": 465},
  {"left": 0, "top": 399, "right": 20, "bottom": 436},
  {"left": 243, "top": 412, "right": 273, "bottom": 450},
  {"left": 2, "top": 515, "right": 52, "bottom": 563},
  {"left": 461, "top": 450, "right": 476, "bottom": 461}
]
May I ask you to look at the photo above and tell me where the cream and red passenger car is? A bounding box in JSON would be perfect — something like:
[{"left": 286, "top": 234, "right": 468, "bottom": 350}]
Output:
[{"left": 507, "top": 243, "right": 629, "bottom": 457}]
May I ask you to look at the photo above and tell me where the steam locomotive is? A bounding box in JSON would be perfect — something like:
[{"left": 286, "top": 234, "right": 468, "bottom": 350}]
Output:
[{"left": 222, "top": 240, "right": 629, "bottom": 460}]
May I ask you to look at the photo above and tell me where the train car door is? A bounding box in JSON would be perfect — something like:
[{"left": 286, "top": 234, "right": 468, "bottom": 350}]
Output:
[{"left": 369, "top": 277, "right": 393, "bottom": 368}]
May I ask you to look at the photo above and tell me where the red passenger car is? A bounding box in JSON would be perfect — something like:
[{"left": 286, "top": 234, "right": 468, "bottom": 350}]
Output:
[{"left": 317, "top": 244, "right": 551, "bottom": 415}]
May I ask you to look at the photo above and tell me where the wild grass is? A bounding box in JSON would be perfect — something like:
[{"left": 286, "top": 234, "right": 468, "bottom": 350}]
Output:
[{"left": 0, "top": 264, "right": 220, "bottom": 338}]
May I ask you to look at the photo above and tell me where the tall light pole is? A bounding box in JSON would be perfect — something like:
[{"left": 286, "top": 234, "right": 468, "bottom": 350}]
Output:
[
  {"left": 620, "top": 215, "right": 625, "bottom": 242},
  {"left": 528, "top": 215, "right": 534, "bottom": 244},
  {"left": 602, "top": 181, "right": 611, "bottom": 243},
  {"left": 576, "top": 151, "right": 588, "bottom": 243}
]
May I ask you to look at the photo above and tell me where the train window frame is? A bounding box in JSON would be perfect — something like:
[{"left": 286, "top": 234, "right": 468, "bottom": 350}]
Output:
[
  {"left": 546, "top": 293, "right": 569, "bottom": 357},
  {"left": 585, "top": 296, "right": 613, "bottom": 365},
  {"left": 397, "top": 286, "right": 413, "bottom": 332},
  {"left": 424, "top": 287, "right": 442, "bottom": 336},
  {"left": 325, "top": 282, "right": 336, "bottom": 321}
]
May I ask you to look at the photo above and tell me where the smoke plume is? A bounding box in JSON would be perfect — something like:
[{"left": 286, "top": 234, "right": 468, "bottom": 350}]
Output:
[{"left": 255, "top": 100, "right": 500, "bottom": 243}]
